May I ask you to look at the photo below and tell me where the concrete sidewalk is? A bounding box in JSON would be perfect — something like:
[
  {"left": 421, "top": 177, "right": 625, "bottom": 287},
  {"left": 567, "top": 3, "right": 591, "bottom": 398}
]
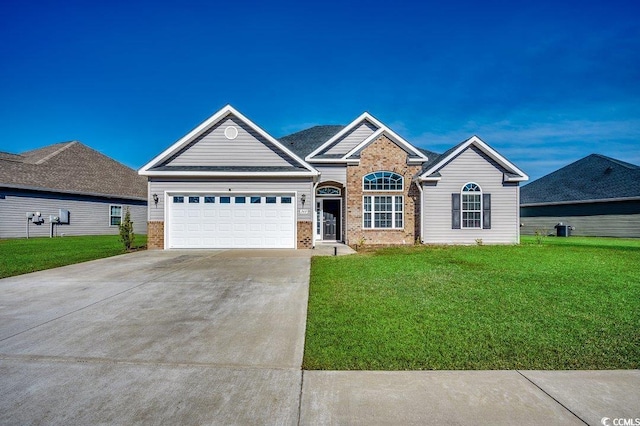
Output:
[
  {"left": 301, "top": 370, "right": 640, "bottom": 426},
  {"left": 0, "top": 250, "right": 638, "bottom": 425}
]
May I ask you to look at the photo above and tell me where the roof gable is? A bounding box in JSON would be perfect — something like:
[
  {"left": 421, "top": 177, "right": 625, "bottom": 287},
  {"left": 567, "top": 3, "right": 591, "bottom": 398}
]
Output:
[
  {"left": 419, "top": 135, "right": 528, "bottom": 182},
  {"left": 521, "top": 154, "right": 640, "bottom": 205},
  {"left": 0, "top": 141, "right": 147, "bottom": 199},
  {"left": 139, "top": 105, "right": 317, "bottom": 176},
  {"left": 319, "top": 120, "right": 378, "bottom": 156},
  {"left": 305, "top": 112, "right": 428, "bottom": 164}
]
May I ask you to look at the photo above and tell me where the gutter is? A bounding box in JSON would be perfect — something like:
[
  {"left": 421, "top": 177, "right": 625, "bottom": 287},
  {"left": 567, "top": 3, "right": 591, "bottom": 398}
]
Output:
[
  {"left": 0, "top": 183, "right": 147, "bottom": 202},
  {"left": 521, "top": 196, "right": 640, "bottom": 207}
]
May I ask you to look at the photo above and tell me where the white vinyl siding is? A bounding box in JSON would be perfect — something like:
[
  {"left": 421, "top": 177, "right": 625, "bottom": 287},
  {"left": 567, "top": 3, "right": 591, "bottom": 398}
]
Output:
[
  {"left": 0, "top": 190, "right": 147, "bottom": 238},
  {"left": 422, "top": 146, "right": 520, "bottom": 244},
  {"left": 148, "top": 178, "right": 313, "bottom": 222},
  {"left": 322, "top": 120, "right": 378, "bottom": 156},
  {"left": 165, "top": 115, "right": 296, "bottom": 168},
  {"left": 316, "top": 165, "right": 347, "bottom": 185}
]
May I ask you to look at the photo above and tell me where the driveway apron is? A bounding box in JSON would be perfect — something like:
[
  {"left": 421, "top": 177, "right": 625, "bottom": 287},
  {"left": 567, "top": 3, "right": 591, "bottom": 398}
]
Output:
[{"left": 0, "top": 249, "right": 310, "bottom": 425}]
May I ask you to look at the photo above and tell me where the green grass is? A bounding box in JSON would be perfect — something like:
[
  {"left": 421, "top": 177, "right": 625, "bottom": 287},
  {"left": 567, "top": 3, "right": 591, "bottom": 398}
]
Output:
[
  {"left": 304, "top": 236, "right": 640, "bottom": 370},
  {"left": 0, "top": 235, "right": 147, "bottom": 279}
]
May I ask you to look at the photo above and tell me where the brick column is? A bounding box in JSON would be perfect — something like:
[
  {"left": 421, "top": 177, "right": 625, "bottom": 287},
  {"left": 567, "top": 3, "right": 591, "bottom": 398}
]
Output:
[
  {"left": 297, "top": 221, "right": 313, "bottom": 249},
  {"left": 147, "top": 221, "right": 164, "bottom": 249}
]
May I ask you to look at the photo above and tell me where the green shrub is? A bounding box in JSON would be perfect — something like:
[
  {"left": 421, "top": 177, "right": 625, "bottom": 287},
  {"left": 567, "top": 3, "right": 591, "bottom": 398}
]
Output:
[{"left": 118, "top": 207, "right": 135, "bottom": 251}]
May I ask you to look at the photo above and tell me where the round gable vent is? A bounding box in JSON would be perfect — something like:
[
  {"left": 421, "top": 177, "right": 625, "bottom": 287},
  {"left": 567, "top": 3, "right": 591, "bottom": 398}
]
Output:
[{"left": 224, "top": 126, "right": 238, "bottom": 140}]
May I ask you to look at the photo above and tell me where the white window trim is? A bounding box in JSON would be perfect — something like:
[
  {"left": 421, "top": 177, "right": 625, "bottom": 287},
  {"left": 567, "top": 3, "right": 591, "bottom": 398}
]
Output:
[
  {"left": 362, "top": 171, "right": 404, "bottom": 192},
  {"left": 461, "top": 182, "right": 482, "bottom": 229},
  {"left": 109, "top": 204, "right": 123, "bottom": 227},
  {"left": 363, "top": 195, "right": 404, "bottom": 229}
]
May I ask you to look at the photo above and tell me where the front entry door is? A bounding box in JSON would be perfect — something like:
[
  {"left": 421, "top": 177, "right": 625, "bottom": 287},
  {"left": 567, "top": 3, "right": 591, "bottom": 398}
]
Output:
[{"left": 322, "top": 199, "right": 341, "bottom": 241}]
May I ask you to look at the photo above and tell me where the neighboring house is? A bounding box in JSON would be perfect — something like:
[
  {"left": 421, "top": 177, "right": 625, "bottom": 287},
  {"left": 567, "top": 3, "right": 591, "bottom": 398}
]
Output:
[
  {"left": 0, "top": 141, "right": 147, "bottom": 238},
  {"left": 520, "top": 154, "right": 640, "bottom": 237},
  {"left": 139, "top": 105, "right": 528, "bottom": 249}
]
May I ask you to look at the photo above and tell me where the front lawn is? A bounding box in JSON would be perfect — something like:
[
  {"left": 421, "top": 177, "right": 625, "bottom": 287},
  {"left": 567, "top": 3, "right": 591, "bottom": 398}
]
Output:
[
  {"left": 0, "top": 235, "right": 147, "bottom": 279},
  {"left": 304, "top": 236, "right": 640, "bottom": 370}
]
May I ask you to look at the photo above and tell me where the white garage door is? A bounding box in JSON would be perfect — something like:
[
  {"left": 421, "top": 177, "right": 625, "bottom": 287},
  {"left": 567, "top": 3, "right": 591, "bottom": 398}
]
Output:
[{"left": 168, "top": 194, "right": 295, "bottom": 249}]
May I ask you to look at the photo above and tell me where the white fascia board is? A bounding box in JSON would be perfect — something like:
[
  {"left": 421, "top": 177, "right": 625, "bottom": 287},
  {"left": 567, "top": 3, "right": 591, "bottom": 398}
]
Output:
[
  {"left": 407, "top": 158, "right": 426, "bottom": 165},
  {"left": 418, "top": 136, "right": 528, "bottom": 181},
  {"left": 139, "top": 105, "right": 316, "bottom": 174},
  {"left": 503, "top": 174, "right": 529, "bottom": 182},
  {"left": 420, "top": 175, "right": 442, "bottom": 182},
  {"left": 341, "top": 118, "right": 428, "bottom": 161},
  {"left": 306, "top": 112, "right": 376, "bottom": 160},
  {"left": 139, "top": 170, "right": 318, "bottom": 177},
  {"left": 307, "top": 158, "right": 351, "bottom": 163}
]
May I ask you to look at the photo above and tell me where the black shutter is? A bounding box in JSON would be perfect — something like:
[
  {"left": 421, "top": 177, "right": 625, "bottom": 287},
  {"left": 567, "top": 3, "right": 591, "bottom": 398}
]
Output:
[
  {"left": 483, "top": 193, "right": 491, "bottom": 229},
  {"left": 452, "top": 193, "right": 461, "bottom": 229}
]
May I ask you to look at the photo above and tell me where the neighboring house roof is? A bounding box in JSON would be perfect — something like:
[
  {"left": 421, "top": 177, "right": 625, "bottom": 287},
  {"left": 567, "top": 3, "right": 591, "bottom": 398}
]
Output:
[
  {"left": 279, "top": 125, "right": 345, "bottom": 158},
  {"left": 139, "top": 105, "right": 318, "bottom": 177},
  {"left": 521, "top": 154, "right": 640, "bottom": 206},
  {"left": 0, "top": 141, "right": 147, "bottom": 200},
  {"left": 418, "top": 135, "right": 528, "bottom": 182}
]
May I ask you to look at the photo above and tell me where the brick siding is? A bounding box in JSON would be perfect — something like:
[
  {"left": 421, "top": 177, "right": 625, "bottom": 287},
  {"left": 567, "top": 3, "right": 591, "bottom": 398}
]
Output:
[
  {"left": 297, "top": 221, "right": 313, "bottom": 249},
  {"left": 346, "top": 135, "right": 422, "bottom": 247},
  {"left": 147, "top": 221, "right": 164, "bottom": 249}
]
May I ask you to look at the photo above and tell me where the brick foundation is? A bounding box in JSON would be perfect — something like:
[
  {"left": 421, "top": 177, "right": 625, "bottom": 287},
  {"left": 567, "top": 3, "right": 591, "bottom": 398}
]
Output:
[
  {"left": 147, "top": 221, "right": 164, "bottom": 249},
  {"left": 297, "top": 221, "right": 313, "bottom": 249},
  {"left": 346, "top": 135, "right": 422, "bottom": 246}
]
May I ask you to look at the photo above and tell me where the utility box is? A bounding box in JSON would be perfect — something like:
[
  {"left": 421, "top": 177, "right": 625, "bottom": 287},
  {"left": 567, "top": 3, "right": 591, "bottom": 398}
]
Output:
[
  {"left": 555, "top": 223, "right": 572, "bottom": 237},
  {"left": 59, "top": 209, "right": 69, "bottom": 224}
]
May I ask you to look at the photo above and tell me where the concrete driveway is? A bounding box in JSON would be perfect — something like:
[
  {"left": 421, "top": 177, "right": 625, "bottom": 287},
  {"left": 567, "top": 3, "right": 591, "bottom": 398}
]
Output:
[{"left": 0, "top": 249, "right": 310, "bottom": 425}]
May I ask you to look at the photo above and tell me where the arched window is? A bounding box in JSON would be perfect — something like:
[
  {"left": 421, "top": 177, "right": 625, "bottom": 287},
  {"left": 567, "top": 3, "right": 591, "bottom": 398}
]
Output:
[
  {"left": 362, "top": 171, "right": 404, "bottom": 229},
  {"left": 461, "top": 182, "right": 482, "bottom": 228},
  {"left": 317, "top": 186, "right": 341, "bottom": 196},
  {"left": 363, "top": 171, "right": 403, "bottom": 191}
]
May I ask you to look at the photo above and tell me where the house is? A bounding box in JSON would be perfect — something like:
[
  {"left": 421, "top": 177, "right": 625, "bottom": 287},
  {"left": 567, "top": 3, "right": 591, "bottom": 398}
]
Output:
[
  {"left": 0, "top": 141, "right": 147, "bottom": 238},
  {"left": 139, "top": 105, "right": 528, "bottom": 249},
  {"left": 520, "top": 154, "right": 640, "bottom": 237}
]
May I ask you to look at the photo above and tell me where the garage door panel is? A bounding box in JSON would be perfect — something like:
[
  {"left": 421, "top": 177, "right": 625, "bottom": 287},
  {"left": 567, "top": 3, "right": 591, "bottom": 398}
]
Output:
[{"left": 168, "top": 193, "right": 296, "bottom": 249}]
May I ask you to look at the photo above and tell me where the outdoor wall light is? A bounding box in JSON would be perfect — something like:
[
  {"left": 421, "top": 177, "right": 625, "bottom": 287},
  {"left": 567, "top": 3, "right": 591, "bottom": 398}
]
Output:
[
  {"left": 152, "top": 193, "right": 159, "bottom": 207},
  {"left": 301, "top": 194, "right": 306, "bottom": 206}
]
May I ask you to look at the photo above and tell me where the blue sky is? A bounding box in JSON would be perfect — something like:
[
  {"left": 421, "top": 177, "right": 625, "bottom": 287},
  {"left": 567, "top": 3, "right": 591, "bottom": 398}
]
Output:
[{"left": 1, "top": 0, "right": 638, "bottom": 181}]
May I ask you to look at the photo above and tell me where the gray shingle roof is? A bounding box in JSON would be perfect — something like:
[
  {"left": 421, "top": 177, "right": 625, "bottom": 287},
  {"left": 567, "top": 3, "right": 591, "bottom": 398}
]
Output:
[
  {"left": 521, "top": 154, "right": 640, "bottom": 205},
  {"left": 278, "top": 125, "right": 345, "bottom": 158},
  {"left": 419, "top": 144, "right": 459, "bottom": 174},
  {"left": 0, "top": 141, "right": 147, "bottom": 199}
]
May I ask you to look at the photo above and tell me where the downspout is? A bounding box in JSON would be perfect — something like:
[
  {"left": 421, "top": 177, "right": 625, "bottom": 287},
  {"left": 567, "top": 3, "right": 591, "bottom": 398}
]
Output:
[
  {"left": 416, "top": 178, "right": 424, "bottom": 244},
  {"left": 516, "top": 183, "right": 521, "bottom": 244},
  {"left": 312, "top": 179, "right": 320, "bottom": 249}
]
